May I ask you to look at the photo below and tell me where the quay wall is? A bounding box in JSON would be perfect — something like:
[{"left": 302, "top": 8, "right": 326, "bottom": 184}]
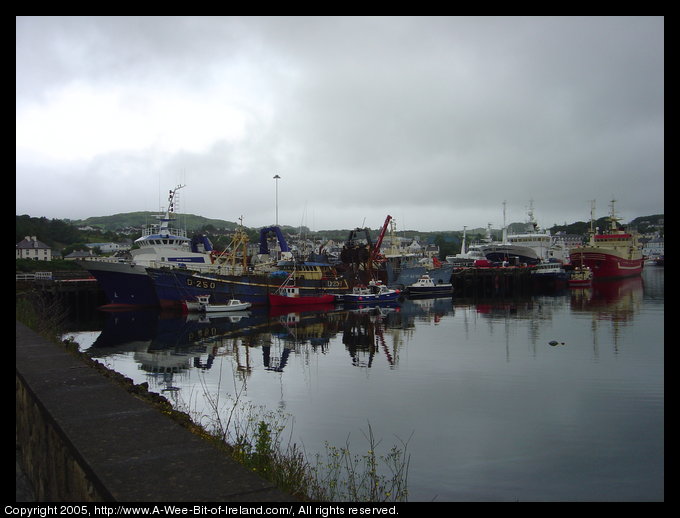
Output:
[
  {"left": 452, "top": 267, "right": 535, "bottom": 297},
  {"left": 15, "top": 321, "right": 295, "bottom": 502}
]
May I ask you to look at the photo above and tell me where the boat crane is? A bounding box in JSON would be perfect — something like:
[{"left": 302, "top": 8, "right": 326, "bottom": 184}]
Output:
[
  {"left": 370, "top": 215, "right": 392, "bottom": 266},
  {"left": 255, "top": 225, "right": 294, "bottom": 262},
  {"left": 340, "top": 215, "right": 392, "bottom": 274}
]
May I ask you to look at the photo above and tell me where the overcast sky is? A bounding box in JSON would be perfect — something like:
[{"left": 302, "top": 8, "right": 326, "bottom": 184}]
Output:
[{"left": 16, "top": 16, "right": 664, "bottom": 232}]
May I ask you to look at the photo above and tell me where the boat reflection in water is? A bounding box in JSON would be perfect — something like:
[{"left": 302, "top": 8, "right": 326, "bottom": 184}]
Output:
[
  {"left": 83, "top": 297, "right": 458, "bottom": 384},
  {"left": 69, "top": 269, "right": 662, "bottom": 502},
  {"left": 570, "top": 275, "right": 644, "bottom": 314},
  {"left": 83, "top": 276, "right": 645, "bottom": 383},
  {"left": 568, "top": 276, "right": 645, "bottom": 353}
]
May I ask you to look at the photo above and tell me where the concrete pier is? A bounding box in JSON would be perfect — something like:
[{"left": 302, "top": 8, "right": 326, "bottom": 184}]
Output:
[{"left": 15, "top": 321, "right": 295, "bottom": 502}]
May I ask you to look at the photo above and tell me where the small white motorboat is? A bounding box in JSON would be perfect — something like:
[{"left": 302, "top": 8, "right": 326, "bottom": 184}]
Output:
[
  {"left": 406, "top": 274, "right": 454, "bottom": 297},
  {"left": 184, "top": 294, "right": 251, "bottom": 313}
]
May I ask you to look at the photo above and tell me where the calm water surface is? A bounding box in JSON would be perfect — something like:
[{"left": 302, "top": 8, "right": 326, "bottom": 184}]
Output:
[{"left": 66, "top": 267, "right": 664, "bottom": 502}]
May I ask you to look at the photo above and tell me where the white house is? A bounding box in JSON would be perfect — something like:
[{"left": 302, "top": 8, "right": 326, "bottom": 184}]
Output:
[
  {"left": 642, "top": 235, "right": 664, "bottom": 259},
  {"left": 16, "top": 236, "right": 52, "bottom": 261},
  {"left": 86, "top": 242, "right": 130, "bottom": 254},
  {"left": 64, "top": 250, "right": 96, "bottom": 260}
]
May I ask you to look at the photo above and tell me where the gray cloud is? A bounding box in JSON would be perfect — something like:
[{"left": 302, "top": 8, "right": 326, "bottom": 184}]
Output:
[{"left": 16, "top": 16, "right": 663, "bottom": 231}]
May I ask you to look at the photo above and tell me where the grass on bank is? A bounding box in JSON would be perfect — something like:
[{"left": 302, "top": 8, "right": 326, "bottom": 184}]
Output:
[
  {"left": 187, "top": 381, "right": 411, "bottom": 502},
  {"left": 16, "top": 289, "right": 70, "bottom": 339},
  {"left": 16, "top": 291, "right": 411, "bottom": 502}
]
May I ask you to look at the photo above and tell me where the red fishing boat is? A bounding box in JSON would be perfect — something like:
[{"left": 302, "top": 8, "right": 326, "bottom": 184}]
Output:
[
  {"left": 268, "top": 272, "right": 337, "bottom": 306},
  {"left": 569, "top": 200, "right": 644, "bottom": 280}
]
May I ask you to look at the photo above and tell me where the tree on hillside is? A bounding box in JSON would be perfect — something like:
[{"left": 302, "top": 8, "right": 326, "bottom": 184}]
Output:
[{"left": 433, "top": 234, "right": 460, "bottom": 259}]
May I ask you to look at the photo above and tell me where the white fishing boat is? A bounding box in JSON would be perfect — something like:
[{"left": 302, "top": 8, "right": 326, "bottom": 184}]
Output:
[
  {"left": 184, "top": 294, "right": 251, "bottom": 313},
  {"left": 446, "top": 224, "right": 494, "bottom": 266},
  {"left": 406, "top": 274, "right": 454, "bottom": 297},
  {"left": 80, "top": 184, "right": 217, "bottom": 307},
  {"left": 482, "top": 202, "right": 571, "bottom": 266}
]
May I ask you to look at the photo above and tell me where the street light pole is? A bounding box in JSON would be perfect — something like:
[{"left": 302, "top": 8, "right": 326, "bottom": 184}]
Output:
[{"left": 273, "top": 174, "right": 281, "bottom": 226}]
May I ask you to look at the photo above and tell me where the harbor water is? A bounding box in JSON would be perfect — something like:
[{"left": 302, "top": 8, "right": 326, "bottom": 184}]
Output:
[{"left": 64, "top": 266, "right": 664, "bottom": 502}]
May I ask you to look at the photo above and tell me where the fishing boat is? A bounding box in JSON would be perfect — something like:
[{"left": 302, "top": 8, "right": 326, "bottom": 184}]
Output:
[
  {"left": 269, "top": 272, "right": 337, "bottom": 306},
  {"left": 387, "top": 256, "right": 454, "bottom": 290},
  {"left": 406, "top": 274, "right": 454, "bottom": 297},
  {"left": 269, "top": 288, "right": 337, "bottom": 306},
  {"left": 569, "top": 200, "right": 644, "bottom": 280},
  {"left": 340, "top": 280, "right": 401, "bottom": 304},
  {"left": 446, "top": 224, "right": 494, "bottom": 267},
  {"left": 567, "top": 266, "right": 593, "bottom": 288},
  {"left": 482, "top": 202, "right": 568, "bottom": 266},
  {"left": 377, "top": 216, "right": 454, "bottom": 287},
  {"left": 148, "top": 260, "right": 349, "bottom": 310},
  {"left": 529, "top": 262, "right": 569, "bottom": 281},
  {"left": 79, "top": 185, "right": 216, "bottom": 307},
  {"left": 146, "top": 224, "right": 349, "bottom": 310},
  {"left": 184, "top": 294, "right": 251, "bottom": 313},
  {"left": 148, "top": 267, "right": 270, "bottom": 308}
]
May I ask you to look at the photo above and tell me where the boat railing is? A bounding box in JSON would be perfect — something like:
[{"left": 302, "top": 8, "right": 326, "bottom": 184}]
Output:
[
  {"left": 79, "top": 256, "right": 129, "bottom": 264},
  {"left": 139, "top": 226, "right": 189, "bottom": 238},
  {"left": 147, "top": 261, "right": 250, "bottom": 276}
]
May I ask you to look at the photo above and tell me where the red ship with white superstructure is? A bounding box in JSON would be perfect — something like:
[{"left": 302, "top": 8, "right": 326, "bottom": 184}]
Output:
[{"left": 569, "top": 200, "right": 644, "bottom": 280}]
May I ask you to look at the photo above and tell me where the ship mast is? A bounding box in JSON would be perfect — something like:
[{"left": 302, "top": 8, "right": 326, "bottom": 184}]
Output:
[
  {"left": 461, "top": 225, "right": 467, "bottom": 255},
  {"left": 159, "top": 184, "right": 186, "bottom": 232},
  {"left": 608, "top": 199, "right": 620, "bottom": 231},
  {"left": 589, "top": 200, "right": 596, "bottom": 234},
  {"left": 527, "top": 199, "right": 538, "bottom": 231}
]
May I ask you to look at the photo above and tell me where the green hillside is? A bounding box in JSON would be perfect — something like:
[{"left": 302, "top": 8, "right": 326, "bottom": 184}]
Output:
[
  {"left": 17, "top": 211, "right": 663, "bottom": 261},
  {"left": 71, "top": 212, "right": 242, "bottom": 232}
]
